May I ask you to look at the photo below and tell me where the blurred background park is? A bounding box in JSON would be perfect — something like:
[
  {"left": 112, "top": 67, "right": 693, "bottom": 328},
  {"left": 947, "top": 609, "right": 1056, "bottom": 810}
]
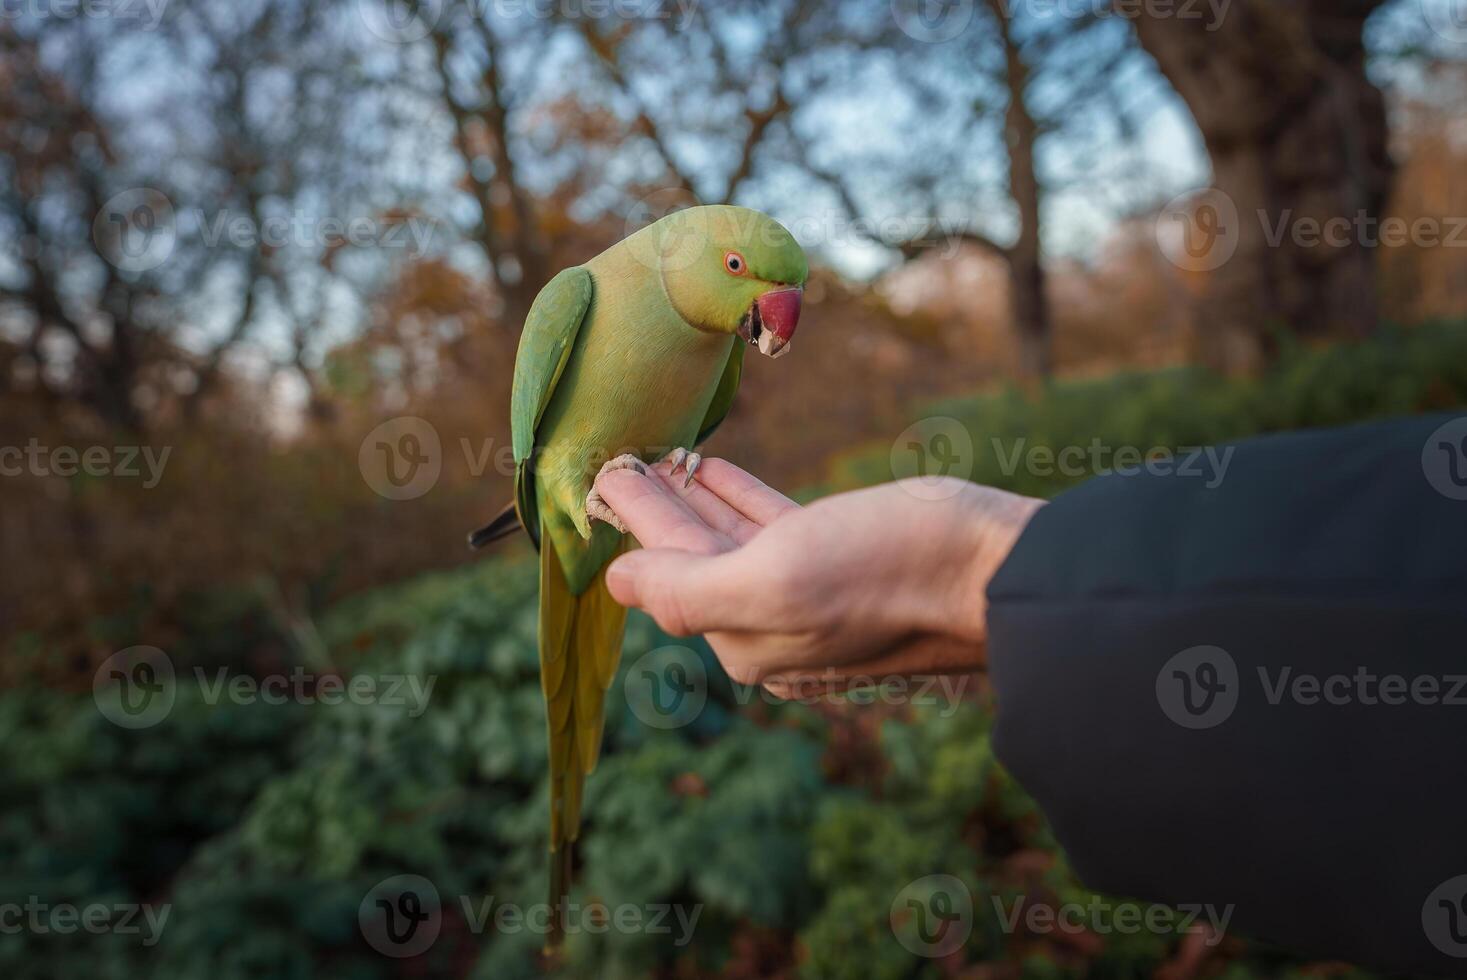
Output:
[{"left": 2, "top": 0, "right": 1466, "bottom": 976}]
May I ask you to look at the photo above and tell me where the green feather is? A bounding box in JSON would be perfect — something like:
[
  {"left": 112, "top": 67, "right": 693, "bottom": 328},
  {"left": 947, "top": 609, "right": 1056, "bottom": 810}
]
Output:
[{"left": 501, "top": 206, "right": 806, "bottom": 948}]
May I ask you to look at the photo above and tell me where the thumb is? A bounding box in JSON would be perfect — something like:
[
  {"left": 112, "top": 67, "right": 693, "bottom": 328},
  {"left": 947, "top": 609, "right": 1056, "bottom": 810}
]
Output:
[{"left": 606, "top": 548, "right": 736, "bottom": 637}]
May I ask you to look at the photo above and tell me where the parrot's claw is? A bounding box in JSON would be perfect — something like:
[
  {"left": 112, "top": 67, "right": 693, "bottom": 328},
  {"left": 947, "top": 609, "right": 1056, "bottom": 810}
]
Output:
[
  {"left": 586, "top": 453, "right": 645, "bottom": 534},
  {"left": 663, "top": 447, "right": 702, "bottom": 488}
]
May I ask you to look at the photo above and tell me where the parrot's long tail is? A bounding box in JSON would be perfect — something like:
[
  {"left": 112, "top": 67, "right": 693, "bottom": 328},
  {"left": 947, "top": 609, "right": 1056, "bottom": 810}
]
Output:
[
  {"left": 538, "top": 526, "right": 628, "bottom": 951},
  {"left": 467, "top": 502, "right": 521, "bottom": 550}
]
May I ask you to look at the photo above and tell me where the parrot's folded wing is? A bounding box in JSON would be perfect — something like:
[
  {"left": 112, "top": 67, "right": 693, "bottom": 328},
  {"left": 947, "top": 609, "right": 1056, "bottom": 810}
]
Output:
[
  {"left": 508, "top": 265, "right": 594, "bottom": 548},
  {"left": 696, "top": 339, "right": 745, "bottom": 446}
]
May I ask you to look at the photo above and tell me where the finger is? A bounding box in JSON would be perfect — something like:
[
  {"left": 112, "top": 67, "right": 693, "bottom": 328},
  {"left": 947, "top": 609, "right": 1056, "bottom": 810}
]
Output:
[
  {"left": 594, "top": 469, "right": 730, "bottom": 555},
  {"left": 647, "top": 459, "right": 763, "bottom": 545},
  {"left": 605, "top": 547, "right": 765, "bottom": 636},
  {"left": 690, "top": 458, "right": 800, "bottom": 527},
  {"left": 760, "top": 634, "right": 983, "bottom": 697}
]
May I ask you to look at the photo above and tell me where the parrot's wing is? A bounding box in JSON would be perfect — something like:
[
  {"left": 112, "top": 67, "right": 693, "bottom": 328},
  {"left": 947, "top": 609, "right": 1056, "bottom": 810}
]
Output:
[
  {"left": 510, "top": 266, "right": 594, "bottom": 546},
  {"left": 694, "top": 340, "right": 745, "bottom": 445}
]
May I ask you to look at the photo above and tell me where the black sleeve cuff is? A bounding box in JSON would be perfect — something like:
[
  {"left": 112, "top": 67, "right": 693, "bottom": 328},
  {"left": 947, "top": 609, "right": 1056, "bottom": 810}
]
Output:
[{"left": 985, "top": 414, "right": 1467, "bottom": 975}]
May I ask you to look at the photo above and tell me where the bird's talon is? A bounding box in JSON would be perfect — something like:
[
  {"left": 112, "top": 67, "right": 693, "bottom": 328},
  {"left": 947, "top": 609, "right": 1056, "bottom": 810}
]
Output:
[
  {"left": 585, "top": 453, "right": 645, "bottom": 533},
  {"left": 585, "top": 488, "right": 628, "bottom": 533},
  {"left": 660, "top": 446, "right": 701, "bottom": 488}
]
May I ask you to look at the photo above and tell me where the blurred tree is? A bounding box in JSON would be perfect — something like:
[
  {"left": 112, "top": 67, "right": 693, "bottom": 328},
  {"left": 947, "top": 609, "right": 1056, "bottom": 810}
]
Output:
[
  {"left": 1132, "top": 0, "right": 1395, "bottom": 372},
  {"left": 406, "top": 0, "right": 827, "bottom": 334},
  {"left": 0, "top": 24, "right": 152, "bottom": 430},
  {"left": 418, "top": 4, "right": 556, "bottom": 329},
  {"left": 1378, "top": 62, "right": 1467, "bottom": 323},
  {"left": 0, "top": 3, "right": 434, "bottom": 430},
  {"left": 793, "top": 3, "right": 1151, "bottom": 381}
]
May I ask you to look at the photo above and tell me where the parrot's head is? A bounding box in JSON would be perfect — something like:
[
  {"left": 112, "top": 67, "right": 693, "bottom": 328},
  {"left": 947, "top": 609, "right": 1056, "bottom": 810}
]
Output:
[{"left": 654, "top": 205, "right": 808, "bottom": 358}]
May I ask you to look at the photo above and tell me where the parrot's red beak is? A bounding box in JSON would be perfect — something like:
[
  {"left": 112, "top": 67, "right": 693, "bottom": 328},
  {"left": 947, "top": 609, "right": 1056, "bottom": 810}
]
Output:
[{"left": 739, "top": 287, "right": 802, "bottom": 358}]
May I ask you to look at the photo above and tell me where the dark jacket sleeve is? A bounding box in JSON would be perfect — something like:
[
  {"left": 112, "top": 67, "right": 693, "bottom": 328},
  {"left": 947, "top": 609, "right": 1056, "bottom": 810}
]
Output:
[{"left": 986, "top": 414, "right": 1467, "bottom": 976}]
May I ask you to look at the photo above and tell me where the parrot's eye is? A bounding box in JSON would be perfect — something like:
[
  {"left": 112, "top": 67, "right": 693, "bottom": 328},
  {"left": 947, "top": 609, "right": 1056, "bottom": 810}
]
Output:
[{"left": 723, "top": 251, "right": 746, "bottom": 276}]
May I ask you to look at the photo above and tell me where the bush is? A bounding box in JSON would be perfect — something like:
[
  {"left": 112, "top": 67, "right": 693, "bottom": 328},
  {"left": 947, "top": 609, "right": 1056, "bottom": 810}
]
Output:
[
  {"left": 822, "top": 320, "right": 1467, "bottom": 499},
  {"left": 7, "top": 323, "right": 1465, "bottom": 977}
]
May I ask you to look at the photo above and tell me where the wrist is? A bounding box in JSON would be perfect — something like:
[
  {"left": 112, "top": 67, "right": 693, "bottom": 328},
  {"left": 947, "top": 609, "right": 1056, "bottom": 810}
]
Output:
[{"left": 940, "top": 483, "right": 1044, "bottom": 646}]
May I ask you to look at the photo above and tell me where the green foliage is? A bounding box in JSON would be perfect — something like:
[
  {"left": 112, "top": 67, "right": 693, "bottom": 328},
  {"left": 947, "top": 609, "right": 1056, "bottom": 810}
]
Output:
[
  {"left": 10, "top": 324, "right": 1464, "bottom": 976},
  {"left": 823, "top": 320, "right": 1467, "bottom": 499}
]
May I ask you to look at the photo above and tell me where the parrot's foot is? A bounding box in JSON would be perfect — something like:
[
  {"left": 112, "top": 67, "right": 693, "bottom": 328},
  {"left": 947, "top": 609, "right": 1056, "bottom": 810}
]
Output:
[
  {"left": 585, "top": 454, "right": 646, "bottom": 534},
  {"left": 663, "top": 447, "right": 702, "bottom": 488}
]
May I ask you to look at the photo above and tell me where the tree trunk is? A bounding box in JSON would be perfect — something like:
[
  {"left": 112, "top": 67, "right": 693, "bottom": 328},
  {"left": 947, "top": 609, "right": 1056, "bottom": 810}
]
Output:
[
  {"left": 1132, "top": 0, "right": 1393, "bottom": 372},
  {"left": 1010, "top": 247, "right": 1051, "bottom": 380},
  {"left": 993, "top": 0, "right": 1053, "bottom": 381}
]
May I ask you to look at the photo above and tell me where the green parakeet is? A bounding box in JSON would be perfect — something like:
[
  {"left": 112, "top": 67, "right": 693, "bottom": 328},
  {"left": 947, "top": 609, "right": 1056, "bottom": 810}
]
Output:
[{"left": 470, "top": 205, "right": 808, "bottom": 945}]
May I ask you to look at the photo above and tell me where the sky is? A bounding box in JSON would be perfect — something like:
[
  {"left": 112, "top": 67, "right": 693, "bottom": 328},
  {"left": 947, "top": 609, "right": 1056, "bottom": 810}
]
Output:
[{"left": 4, "top": 0, "right": 1461, "bottom": 416}]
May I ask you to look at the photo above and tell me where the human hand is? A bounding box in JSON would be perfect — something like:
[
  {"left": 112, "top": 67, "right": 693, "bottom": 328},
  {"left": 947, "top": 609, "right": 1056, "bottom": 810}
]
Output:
[{"left": 595, "top": 458, "right": 1044, "bottom": 696}]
